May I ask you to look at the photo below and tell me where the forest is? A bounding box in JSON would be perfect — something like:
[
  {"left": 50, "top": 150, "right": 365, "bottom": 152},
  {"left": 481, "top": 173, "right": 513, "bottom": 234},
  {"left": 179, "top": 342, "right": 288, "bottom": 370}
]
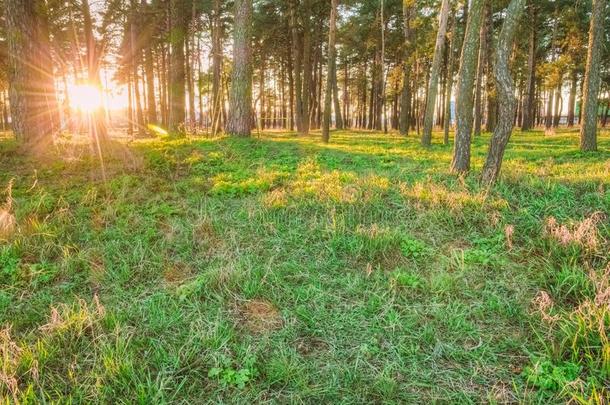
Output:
[{"left": 0, "top": 0, "right": 609, "bottom": 402}]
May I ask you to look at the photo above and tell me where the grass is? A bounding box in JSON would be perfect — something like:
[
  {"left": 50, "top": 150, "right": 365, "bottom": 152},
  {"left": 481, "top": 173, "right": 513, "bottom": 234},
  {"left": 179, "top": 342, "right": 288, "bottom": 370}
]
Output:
[{"left": 0, "top": 128, "right": 609, "bottom": 403}]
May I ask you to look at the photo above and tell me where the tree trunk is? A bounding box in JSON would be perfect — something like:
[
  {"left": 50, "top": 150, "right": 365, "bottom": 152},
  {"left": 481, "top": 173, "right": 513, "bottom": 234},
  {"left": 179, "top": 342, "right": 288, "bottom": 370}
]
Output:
[
  {"left": 322, "top": 0, "right": 338, "bottom": 143},
  {"left": 481, "top": 0, "right": 526, "bottom": 185},
  {"left": 211, "top": 0, "right": 223, "bottom": 135},
  {"left": 473, "top": 5, "right": 488, "bottom": 137},
  {"left": 186, "top": 33, "right": 196, "bottom": 128},
  {"left": 226, "top": 0, "right": 253, "bottom": 137},
  {"left": 332, "top": 59, "right": 344, "bottom": 130},
  {"left": 579, "top": 0, "right": 606, "bottom": 152},
  {"left": 399, "top": 2, "right": 413, "bottom": 136},
  {"left": 545, "top": 89, "right": 554, "bottom": 134},
  {"left": 6, "top": 0, "right": 59, "bottom": 151},
  {"left": 301, "top": 0, "right": 312, "bottom": 135},
  {"left": 567, "top": 70, "right": 577, "bottom": 127},
  {"left": 553, "top": 81, "right": 562, "bottom": 128},
  {"left": 83, "top": 0, "right": 109, "bottom": 141},
  {"left": 290, "top": 2, "right": 304, "bottom": 133},
  {"left": 422, "top": 0, "right": 450, "bottom": 146},
  {"left": 443, "top": 34, "right": 455, "bottom": 145},
  {"left": 483, "top": 2, "right": 496, "bottom": 133},
  {"left": 288, "top": 44, "right": 295, "bottom": 131},
  {"left": 169, "top": 0, "right": 187, "bottom": 132},
  {"left": 451, "top": 0, "right": 485, "bottom": 175},
  {"left": 521, "top": 1, "right": 536, "bottom": 131}
]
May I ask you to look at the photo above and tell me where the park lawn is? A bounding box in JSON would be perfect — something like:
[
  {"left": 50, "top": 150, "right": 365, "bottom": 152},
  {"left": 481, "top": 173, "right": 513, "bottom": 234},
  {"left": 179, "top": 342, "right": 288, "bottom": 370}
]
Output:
[{"left": 1, "top": 129, "right": 609, "bottom": 403}]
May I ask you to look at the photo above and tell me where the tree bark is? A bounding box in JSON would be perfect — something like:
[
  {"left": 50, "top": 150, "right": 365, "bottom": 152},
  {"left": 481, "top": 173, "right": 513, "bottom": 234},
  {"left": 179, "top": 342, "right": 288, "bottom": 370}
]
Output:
[
  {"left": 451, "top": 0, "right": 485, "bottom": 174},
  {"left": 169, "top": 0, "right": 187, "bottom": 132},
  {"left": 422, "top": 0, "right": 450, "bottom": 146},
  {"left": 332, "top": 59, "right": 344, "bottom": 130},
  {"left": 5, "top": 0, "right": 59, "bottom": 151},
  {"left": 579, "top": 0, "right": 606, "bottom": 152},
  {"left": 567, "top": 70, "right": 577, "bottom": 127},
  {"left": 226, "top": 0, "right": 253, "bottom": 137},
  {"left": 399, "top": 1, "right": 413, "bottom": 137},
  {"left": 521, "top": 1, "right": 536, "bottom": 131},
  {"left": 290, "top": 1, "right": 304, "bottom": 133},
  {"left": 322, "top": 0, "right": 339, "bottom": 143},
  {"left": 211, "top": 0, "right": 223, "bottom": 135},
  {"left": 473, "top": 5, "right": 488, "bottom": 137},
  {"left": 301, "top": 0, "right": 312, "bottom": 135},
  {"left": 83, "top": 0, "right": 109, "bottom": 142},
  {"left": 483, "top": 2, "right": 496, "bottom": 133},
  {"left": 481, "top": 0, "right": 526, "bottom": 185}
]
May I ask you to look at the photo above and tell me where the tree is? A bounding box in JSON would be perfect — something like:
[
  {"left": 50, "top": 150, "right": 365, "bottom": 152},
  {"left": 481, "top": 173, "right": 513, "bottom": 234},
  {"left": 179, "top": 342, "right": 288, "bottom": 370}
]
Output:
[
  {"left": 82, "top": 0, "right": 109, "bottom": 142},
  {"left": 421, "top": 0, "right": 450, "bottom": 146},
  {"left": 226, "top": 0, "right": 253, "bottom": 137},
  {"left": 399, "top": 0, "right": 414, "bottom": 136},
  {"left": 521, "top": 1, "right": 536, "bottom": 131},
  {"left": 451, "top": 0, "right": 485, "bottom": 174},
  {"left": 168, "top": 0, "right": 188, "bottom": 132},
  {"left": 322, "top": 0, "right": 339, "bottom": 143},
  {"left": 481, "top": 0, "right": 526, "bottom": 185},
  {"left": 5, "top": 0, "right": 59, "bottom": 151},
  {"left": 579, "top": 0, "right": 607, "bottom": 152}
]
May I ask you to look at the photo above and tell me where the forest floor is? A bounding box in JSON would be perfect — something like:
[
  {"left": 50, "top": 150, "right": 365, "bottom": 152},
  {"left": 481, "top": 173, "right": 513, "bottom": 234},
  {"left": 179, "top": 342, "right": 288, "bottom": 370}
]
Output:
[{"left": 1, "top": 129, "right": 609, "bottom": 403}]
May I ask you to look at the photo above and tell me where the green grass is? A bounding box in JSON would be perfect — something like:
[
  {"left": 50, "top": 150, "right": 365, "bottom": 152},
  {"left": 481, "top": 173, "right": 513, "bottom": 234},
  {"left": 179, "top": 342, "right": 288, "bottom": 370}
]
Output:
[{"left": 1, "top": 128, "right": 609, "bottom": 403}]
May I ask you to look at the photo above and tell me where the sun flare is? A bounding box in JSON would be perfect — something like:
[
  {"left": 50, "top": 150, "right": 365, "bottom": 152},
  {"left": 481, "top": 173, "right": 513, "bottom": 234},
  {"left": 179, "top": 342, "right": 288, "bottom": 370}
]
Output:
[{"left": 69, "top": 84, "right": 103, "bottom": 112}]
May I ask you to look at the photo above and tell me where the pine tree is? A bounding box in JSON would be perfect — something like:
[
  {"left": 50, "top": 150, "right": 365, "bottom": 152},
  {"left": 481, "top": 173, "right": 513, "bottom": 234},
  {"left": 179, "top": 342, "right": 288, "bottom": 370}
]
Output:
[
  {"left": 579, "top": 0, "right": 607, "bottom": 152},
  {"left": 451, "top": 0, "right": 485, "bottom": 174},
  {"left": 226, "top": 0, "right": 253, "bottom": 137}
]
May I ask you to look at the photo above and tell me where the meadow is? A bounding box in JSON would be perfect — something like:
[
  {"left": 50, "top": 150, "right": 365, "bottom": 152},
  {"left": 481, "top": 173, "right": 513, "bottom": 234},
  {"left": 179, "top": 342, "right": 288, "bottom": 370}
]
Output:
[{"left": 1, "top": 129, "right": 609, "bottom": 403}]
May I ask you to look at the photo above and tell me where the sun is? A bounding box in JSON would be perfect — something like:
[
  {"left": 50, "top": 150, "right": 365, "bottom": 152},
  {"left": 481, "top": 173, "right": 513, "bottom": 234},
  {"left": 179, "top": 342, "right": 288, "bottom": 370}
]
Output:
[{"left": 69, "top": 84, "right": 103, "bottom": 112}]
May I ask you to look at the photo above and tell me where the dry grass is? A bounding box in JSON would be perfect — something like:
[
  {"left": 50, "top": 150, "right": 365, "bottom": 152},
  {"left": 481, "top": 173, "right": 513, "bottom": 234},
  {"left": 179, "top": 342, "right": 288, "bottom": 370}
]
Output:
[
  {"left": 237, "top": 299, "right": 283, "bottom": 334},
  {"left": 545, "top": 212, "right": 606, "bottom": 251},
  {"left": 0, "top": 179, "right": 15, "bottom": 239}
]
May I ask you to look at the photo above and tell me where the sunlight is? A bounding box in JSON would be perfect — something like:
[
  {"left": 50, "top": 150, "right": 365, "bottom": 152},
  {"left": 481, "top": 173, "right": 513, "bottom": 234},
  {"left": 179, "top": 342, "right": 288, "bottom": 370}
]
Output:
[{"left": 69, "top": 84, "right": 103, "bottom": 112}]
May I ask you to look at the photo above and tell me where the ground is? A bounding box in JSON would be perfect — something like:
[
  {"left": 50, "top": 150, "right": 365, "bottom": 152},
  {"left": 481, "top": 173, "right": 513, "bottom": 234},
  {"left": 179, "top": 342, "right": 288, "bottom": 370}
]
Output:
[{"left": 1, "top": 129, "right": 609, "bottom": 403}]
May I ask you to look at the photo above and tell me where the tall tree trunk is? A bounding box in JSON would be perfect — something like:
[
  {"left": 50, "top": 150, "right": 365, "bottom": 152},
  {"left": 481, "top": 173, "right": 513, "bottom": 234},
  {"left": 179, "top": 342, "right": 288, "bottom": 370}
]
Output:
[
  {"left": 521, "top": 1, "right": 536, "bottom": 131},
  {"left": 288, "top": 44, "right": 295, "bottom": 131},
  {"left": 332, "top": 58, "right": 344, "bottom": 130},
  {"left": 553, "top": 81, "right": 562, "bottom": 127},
  {"left": 545, "top": 89, "right": 554, "bottom": 134},
  {"left": 579, "top": 0, "right": 606, "bottom": 152},
  {"left": 443, "top": 35, "right": 455, "bottom": 145},
  {"left": 322, "top": 0, "right": 339, "bottom": 143},
  {"left": 130, "top": 2, "right": 146, "bottom": 136},
  {"left": 481, "top": 0, "right": 526, "bottom": 185},
  {"left": 6, "top": 0, "right": 59, "bottom": 150},
  {"left": 226, "top": 0, "right": 253, "bottom": 136},
  {"left": 422, "top": 0, "right": 450, "bottom": 146},
  {"left": 144, "top": 46, "right": 157, "bottom": 125},
  {"left": 169, "top": 0, "right": 187, "bottom": 132},
  {"left": 211, "top": 0, "right": 222, "bottom": 135},
  {"left": 483, "top": 2, "right": 496, "bottom": 133},
  {"left": 380, "top": 0, "right": 387, "bottom": 133},
  {"left": 399, "top": 2, "right": 413, "bottom": 136},
  {"left": 290, "top": 2, "right": 304, "bottom": 133},
  {"left": 260, "top": 58, "right": 266, "bottom": 130},
  {"left": 445, "top": 2, "right": 467, "bottom": 145},
  {"left": 451, "top": 0, "right": 485, "bottom": 174},
  {"left": 567, "top": 70, "right": 577, "bottom": 127},
  {"left": 301, "top": 0, "right": 312, "bottom": 135},
  {"left": 473, "top": 5, "right": 488, "bottom": 137},
  {"left": 127, "top": 72, "right": 134, "bottom": 138},
  {"left": 83, "top": 0, "right": 108, "bottom": 141},
  {"left": 186, "top": 33, "right": 196, "bottom": 128}
]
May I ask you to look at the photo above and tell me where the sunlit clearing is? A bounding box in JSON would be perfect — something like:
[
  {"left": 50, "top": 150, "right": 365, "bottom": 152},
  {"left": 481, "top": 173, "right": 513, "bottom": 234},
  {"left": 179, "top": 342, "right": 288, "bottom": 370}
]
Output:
[
  {"left": 69, "top": 84, "right": 103, "bottom": 112},
  {"left": 147, "top": 124, "right": 168, "bottom": 136}
]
